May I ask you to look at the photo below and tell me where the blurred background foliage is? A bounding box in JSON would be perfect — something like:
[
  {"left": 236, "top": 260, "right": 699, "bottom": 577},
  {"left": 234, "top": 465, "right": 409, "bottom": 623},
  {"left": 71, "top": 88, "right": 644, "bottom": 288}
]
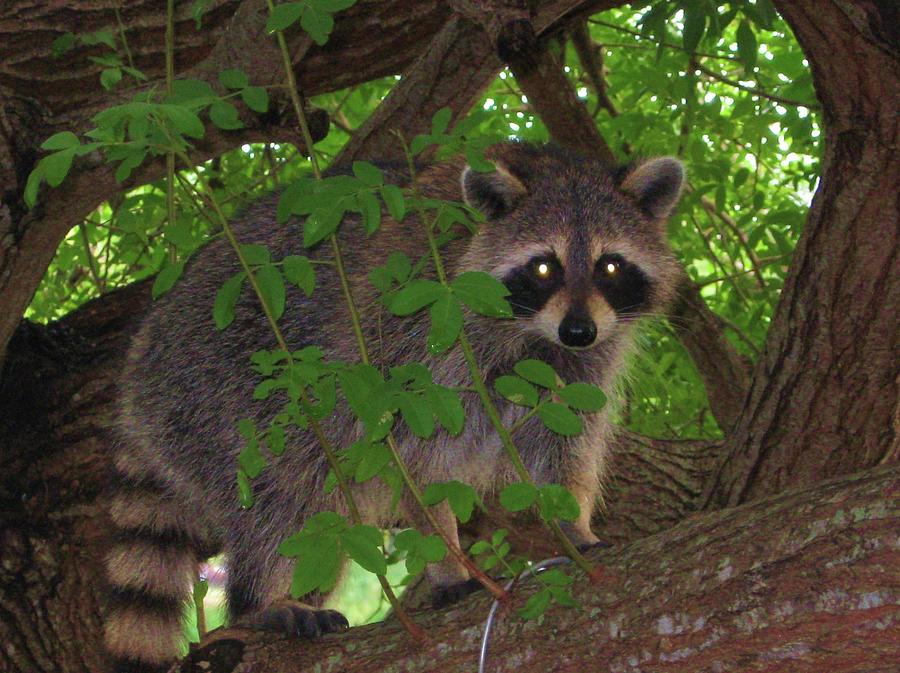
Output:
[{"left": 26, "top": 0, "right": 819, "bottom": 627}]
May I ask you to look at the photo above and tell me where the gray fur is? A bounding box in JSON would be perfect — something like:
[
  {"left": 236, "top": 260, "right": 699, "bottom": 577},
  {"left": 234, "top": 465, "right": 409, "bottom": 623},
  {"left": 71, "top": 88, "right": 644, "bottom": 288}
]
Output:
[{"left": 107, "top": 143, "right": 682, "bottom": 667}]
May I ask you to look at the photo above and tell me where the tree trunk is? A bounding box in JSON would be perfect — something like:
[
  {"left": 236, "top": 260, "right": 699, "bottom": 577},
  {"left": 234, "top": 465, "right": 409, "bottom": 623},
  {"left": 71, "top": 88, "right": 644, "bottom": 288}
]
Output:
[{"left": 703, "top": 0, "right": 900, "bottom": 508}]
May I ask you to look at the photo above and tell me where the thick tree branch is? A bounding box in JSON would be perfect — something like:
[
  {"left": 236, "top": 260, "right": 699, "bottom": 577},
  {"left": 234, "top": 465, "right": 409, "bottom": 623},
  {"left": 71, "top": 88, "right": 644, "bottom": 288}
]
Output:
[
  {"left": 703, "top": 0, "right": 900, "bottom": 508},
  {"left": 178, "top": 464, "right": 900, "bottom": 673}
]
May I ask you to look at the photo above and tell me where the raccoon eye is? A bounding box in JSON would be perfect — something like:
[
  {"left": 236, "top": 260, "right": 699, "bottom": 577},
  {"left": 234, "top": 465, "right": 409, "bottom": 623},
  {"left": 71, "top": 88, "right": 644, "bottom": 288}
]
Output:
[
  {"left": 596, "top": 254, "right": 623, "bottom": 279},
  {"left": 594, "top": 253, "right": 651, "bottom": 314},
  {"left": 530, "top": 257, "right": 558, "bottom": 282}
]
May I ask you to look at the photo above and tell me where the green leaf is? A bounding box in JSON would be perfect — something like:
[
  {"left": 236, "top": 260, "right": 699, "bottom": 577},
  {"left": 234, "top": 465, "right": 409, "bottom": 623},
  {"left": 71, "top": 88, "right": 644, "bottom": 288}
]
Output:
[
  {"left": 537, "top": 403, "right": 583, "bottom": 436},
  {"left": 499, "top": 482, "right": 539, "bottom": 512},
  {"left": 519, "top": 587, "right": 551, "bottom": 620},
  {"left": 513, "top": 359, "right": 560, "bottom": 389},
  {"left": 240, "top": 243, "right": 271, "bottom": 265},
  {"left": 213, "top": 271, "right": 246, "bottom": 329},
  {"left": 355, "top": 441, "right": 392, "bottom": 482},
  {"left": 267, "top": 423, "right": 286, "bottom": 456},
  {"left": 100, "top": 68, "right": 123, "bottom": 90},
  {"left": 537, "top": 484, "right": 580, "bottom": 522},
  {"left": 398, "top": 393, "right": 435, "bottom": 438},
  {"left": 341, "top": 525, "right": 387, "bottom": 575},
  {"left": 237, "top": 469, "right": 253, "bottom": 508},
  {"left": 427, "top": 292, "right": 463, "bottom": 353},
  {"left": 256, "top": 265, "right": 287, "bottom": 321},
  {"left": 358, "top": 190, "right": 382, "bottom": 234},
  {"left": 283, "top": 255, "right": 315, "bottom": 296},
  {"left": 152, "top": 261, "right": 186, "bottom": 299},
  {"left": 495, "top": 375, "right": 539, "bottom": 407},
  {"left": 303, "top": 202, "right": 346, "bottom": 247},
  {"left": 290, "top": 538, "right": 342, "bottom": 596},
  {"left": 42, "top": 149, "right": 76, "bottom": 187},
  {"left": 418, "top": 534, "right": 447, "bottom": 562},
  {"left": 161, "top": 105, "right": 206, "bottom": 139},
  {"left": 209, "top": 99, "right": 243, "bottom": 130},
  {"left": 736, "top": 20, "right": 758, "bottom": 70},
  {"left": 352, "top": 161, "right": 384, "bottom": 187},
  {"left": 266, "top": 2, "right": 303, "bottom": 32},
  {"left": 451, "top": 271, "right": 512, "bottom": 318},
  {"left": 557, "top": 382, "right": 607, "bottom": 412},
  {"left": 425, "top": 384, "right": 464, "bottom": 435},
  {"left": 41, "top": 131, "right": 80, "bottom": 151},
  {"left": 431, "top": 107, "right": 452, "bottom": 136},
  {"left": 52, "top": 33, "right": 76, "bottom": 58},
  {"left": 241, "top": 86, "right": 269, "bottom": 113},
  {"left": 682, "top": 6, "right": 706, "bottom": 53},
  {"left": 219, "top": 68, "right": 249, "bottom": 89},
  {"left": 381, "top": 184, "right": 406, "bottom": 221},
  {"left": 239, "top": 438, "right": 266, "bottom": 478},
  {"left": 464, "top": 144, "right": 494, "bottom": 173},
  {"left": 423, "top": 481, "right": 481, "bottom": 523},
  {"left": 23, "top": 165, "right": 43, "bottom": 208},
  {"left": 388, "top": 279, "right": 444, "bottom": 315},
  {"left": 385, "top": 251, "right": 411, "bottom": 282},
  {"left": 301, "top": 6, "right": 334, "bottom": 45}
]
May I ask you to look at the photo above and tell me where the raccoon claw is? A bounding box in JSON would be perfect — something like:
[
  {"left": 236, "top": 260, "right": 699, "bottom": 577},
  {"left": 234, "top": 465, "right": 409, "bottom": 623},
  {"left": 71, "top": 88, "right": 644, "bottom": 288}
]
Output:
[
  {"left": 255, "top": 602, "right": 349, "bottom": 638},
  {"left": 577, "top": 540, "right": 612, "bottom": 553},
  {"left": 430, "top": 578, "right": 484, "bottom": 609}
]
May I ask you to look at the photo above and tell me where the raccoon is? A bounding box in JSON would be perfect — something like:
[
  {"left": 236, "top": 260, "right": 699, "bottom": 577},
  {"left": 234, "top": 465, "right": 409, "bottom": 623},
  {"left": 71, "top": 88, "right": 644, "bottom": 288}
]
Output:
[{"left": 104, "top": 142, "right": 683, "bottom": 671}]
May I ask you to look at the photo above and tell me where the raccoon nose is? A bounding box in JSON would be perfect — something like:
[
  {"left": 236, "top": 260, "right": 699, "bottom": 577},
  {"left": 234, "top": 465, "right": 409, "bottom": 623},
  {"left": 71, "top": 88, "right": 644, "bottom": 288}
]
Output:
[{"left": 559, "top": 313, "right": 597, "bottom": 348}]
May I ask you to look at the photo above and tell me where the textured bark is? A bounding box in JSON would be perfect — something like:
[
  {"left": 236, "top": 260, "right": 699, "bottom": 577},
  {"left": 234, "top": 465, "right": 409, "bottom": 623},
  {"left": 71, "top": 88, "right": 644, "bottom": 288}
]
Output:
[
  {"left": 703, "top": 0, "right": 900, "bottom": 507},
  {"left": 0, "top": 283, "right": 150, "bottom": 673},
  {"left": 178, "top": 465, "right": 900, "bottom": 673}
]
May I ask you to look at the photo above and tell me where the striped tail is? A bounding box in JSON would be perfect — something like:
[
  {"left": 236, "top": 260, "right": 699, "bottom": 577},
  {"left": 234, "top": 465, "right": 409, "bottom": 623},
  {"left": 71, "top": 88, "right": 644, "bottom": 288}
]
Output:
[{"left": 104, "top": 463, "right": 214, "bottom": 672}]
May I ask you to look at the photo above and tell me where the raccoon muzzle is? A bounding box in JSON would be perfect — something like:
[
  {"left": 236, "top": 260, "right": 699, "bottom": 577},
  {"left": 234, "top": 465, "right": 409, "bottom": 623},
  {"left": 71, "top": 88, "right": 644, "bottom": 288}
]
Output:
[{"left": 104, "top": 471, "right": 213, "bottom": 672}]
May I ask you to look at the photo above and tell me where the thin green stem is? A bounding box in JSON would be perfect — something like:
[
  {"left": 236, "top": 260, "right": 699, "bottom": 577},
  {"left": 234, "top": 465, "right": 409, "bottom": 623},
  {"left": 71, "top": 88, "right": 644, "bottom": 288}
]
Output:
[
  {"left": 113, "top": 5, "right": 136, "bottom": 71},
  {"left": 262, "top": 5, "right": 447, "bottom": 631},
  {"left": 400, "top": 138, "right": 597, "bottom": 579},
  {"left": 165, "top": 0, "right": 177, "bottom": 263}
]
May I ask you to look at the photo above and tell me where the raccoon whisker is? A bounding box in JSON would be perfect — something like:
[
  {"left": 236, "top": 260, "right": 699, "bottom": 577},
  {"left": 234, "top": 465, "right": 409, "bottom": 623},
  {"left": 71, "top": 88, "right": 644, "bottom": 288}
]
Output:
[{"left": 506, "top": 302, "right": 539, "bottom": 315}]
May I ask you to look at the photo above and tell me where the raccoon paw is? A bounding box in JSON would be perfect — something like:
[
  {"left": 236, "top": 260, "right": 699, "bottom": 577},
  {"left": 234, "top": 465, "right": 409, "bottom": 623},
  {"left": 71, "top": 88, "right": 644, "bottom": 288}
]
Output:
[
  {"left": 253, "top": 600, "right": 349, "bottom": 638},
  {"left": 430, "top": 578, "right": 484, "bottom": 609},
  {"left": 577, "top": 540, "right": 612, "bottom": 553}
]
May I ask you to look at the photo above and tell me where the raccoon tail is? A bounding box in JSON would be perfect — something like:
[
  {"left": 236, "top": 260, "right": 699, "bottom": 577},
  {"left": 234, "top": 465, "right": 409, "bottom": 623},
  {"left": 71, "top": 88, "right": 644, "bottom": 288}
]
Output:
[{"left": 104, "top": 466, "right": 216, "bottom": 672}]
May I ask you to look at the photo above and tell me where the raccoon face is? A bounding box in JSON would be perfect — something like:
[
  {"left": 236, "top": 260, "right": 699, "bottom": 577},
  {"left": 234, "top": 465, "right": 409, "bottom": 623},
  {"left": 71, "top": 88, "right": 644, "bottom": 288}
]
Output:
[{"left": 461, "top": 144, "right": 684, "bottom": 351}]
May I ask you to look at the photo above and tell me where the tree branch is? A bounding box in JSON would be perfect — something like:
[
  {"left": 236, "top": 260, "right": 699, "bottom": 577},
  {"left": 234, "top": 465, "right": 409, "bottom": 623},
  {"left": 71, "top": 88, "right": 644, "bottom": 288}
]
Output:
[{"left": 177, "top": 464, "right": 900, "bottom": 673}]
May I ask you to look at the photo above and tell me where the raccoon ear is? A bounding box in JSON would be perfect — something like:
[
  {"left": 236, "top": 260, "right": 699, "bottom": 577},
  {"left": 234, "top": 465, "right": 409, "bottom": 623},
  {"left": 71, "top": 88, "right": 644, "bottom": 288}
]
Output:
[
  {"left": 618, "top": 157, "right": 685, "bottom": 220},
  {"left": 461, "top": 163, "right": 527, "bottom": 220}
]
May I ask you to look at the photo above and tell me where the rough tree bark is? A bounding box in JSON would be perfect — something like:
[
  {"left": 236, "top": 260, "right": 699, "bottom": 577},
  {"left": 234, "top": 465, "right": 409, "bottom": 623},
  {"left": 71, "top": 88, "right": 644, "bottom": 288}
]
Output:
[
  {"left": 0, "top": 1, "right": 897, "bottom": 672},
  {"left": 179, "top": 465, "right": 900, "bottom": 673},
  {"left": 702, "top": 0, "right": 900, "bottom": 507}
]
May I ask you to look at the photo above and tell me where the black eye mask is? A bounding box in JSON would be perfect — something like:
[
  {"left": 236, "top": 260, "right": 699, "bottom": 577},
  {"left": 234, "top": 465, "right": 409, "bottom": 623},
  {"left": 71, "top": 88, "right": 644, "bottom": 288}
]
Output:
[
  {"left": 502, "top": 255, "right": 564, "bottom": 317},
  {"left": 593, "top": 253, "right": 652, "bottom": 314}
]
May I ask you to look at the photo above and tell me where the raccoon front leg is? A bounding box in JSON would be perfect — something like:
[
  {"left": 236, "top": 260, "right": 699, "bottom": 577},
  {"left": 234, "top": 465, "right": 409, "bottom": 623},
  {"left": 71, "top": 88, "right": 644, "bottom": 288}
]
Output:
[
  {"left": 225, "top": 524, "right": 348, "bottom": 638},
  {"left": 401, "top": 495, "right": 481, "bottom": 607},
  {"left": 556, "top": 436, "right": 607, "bottom": 549}
]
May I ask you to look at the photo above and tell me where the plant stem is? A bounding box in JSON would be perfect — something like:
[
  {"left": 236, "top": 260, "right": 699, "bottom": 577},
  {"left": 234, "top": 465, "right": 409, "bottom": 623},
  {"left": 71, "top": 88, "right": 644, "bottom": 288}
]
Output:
[
  {"left": 400, "top": 138, "right": 598, "bottom": 579},
  {"left": 262, "top": 4, "right": 442, "bottom": 634},
  {"left": 165, "top": 0, "right": 177, "bottom": 264}
]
